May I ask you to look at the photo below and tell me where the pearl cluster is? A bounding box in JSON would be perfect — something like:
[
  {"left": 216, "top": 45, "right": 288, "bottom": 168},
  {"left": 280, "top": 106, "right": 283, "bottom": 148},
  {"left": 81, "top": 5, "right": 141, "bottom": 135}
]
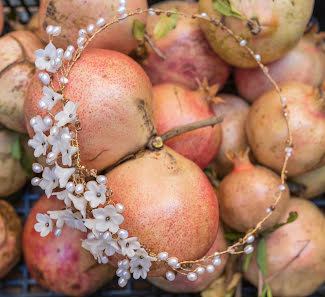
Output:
[{"left": 29, "top": 4, "right": 293, "bottom": 288}]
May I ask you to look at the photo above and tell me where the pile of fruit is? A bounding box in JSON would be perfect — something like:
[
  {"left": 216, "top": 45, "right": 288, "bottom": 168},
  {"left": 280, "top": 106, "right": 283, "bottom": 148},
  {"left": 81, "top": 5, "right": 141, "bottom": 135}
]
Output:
[{"left": 0, "top": 0, "right": 324, "bottom": 296}]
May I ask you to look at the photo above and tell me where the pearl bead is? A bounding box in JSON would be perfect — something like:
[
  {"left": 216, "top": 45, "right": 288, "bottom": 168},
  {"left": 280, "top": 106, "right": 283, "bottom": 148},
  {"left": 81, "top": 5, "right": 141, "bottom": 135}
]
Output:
[
  {"left": 54, "top": 228, "right": 62, "bottom": 237},
  {"left": 38, "top": 100, "right": 47, "bottom": 110},
  {"left": 279, "top": 184, "right": 286, "bottom": 191},
  {"left": 117, "top": 6, "right": 126, "bottom": 14},
  {"left": 60, "top": 77, "right": 68, "bottom": 84},
  {"left": 77, "top": 37, "right": 86, "bottom": 46},
  {"left": 56, "top": 48, "right": 64, "bottom": 57},
  {"left": 206, "top": 265, "right": 215, "bottom": 273},
  {"left": 240, "top": 39, "right": 247, "bottom": 46},
  {"left": 50, "top": 126, "right": 59, "bottom": 136},
  {"left": 213, "top": 257, "right": 221, "bottom": 266},
  {"left": 281, "top": 97, "right": 287, "bottom": 104},
  {"left": 46, "top": 25, "right": 54, "bottom": 35},
  {"left": 115, "top": 203, "right": 125, "bottom": 213},
  {"left": 32, "top": 163, "right": 43, "bottom": 173},
  {"left": 197, "top": 267, "right": 205, "bottom": 275},
  {"left": 101, "top": 256, "right": 108, "bottom": 264},
  {"left": 116, "top": 268, "right": 123, "bottom": 277},
  {"left": 79, "top": 29, "right": 87, "bottom": 37},
  {"left": 39, "top": 72, "right": 50, "bottom": 85},
  {"left": 200, "top": 12, "right": 207, "bottom": 17},
  {"left": 66, "top": 182, "right": 75, "bottom": 193},
  {"left": 122, "top": 270, "right": 131, "bottom": 280},
  {"left": 87, "top": 233, "right": 96, "bottom": 240},
  {"left": 67, "top": 45, "right": 75, "bottom": 52},
  {"left": 61, "top": 133, "right": 71, "bottom": 142},
  {"left": 119, "top": 0, "right": 126, "bottom": 5},
  {"left": 187, "top": 272, "right": 197, "bottom": 281},
  {"left": 31, "top": 177, "right": 41, "bottom": 186},
  {"left": 43, "top": 115, "right": 53, "bottom": 127},
  {"left": 148, "top": 8, "right": 155, "bottom": 15},
  {"left": 118, "top": 13, "right": 128, "bottom": 23},
  {"left": 96, "top": 175, "right": 107, "bottom": 184},
  {"left": 46, "top": 158, "right": 54, "bottom": 165},
  {"left": 121, "top": 259, "right": 129, "bottom": 269},
  {"left": 64, "top": 50, "right": 72, "bottom": 60},
  {"left": 96, "top": 17, "right": 105, "bottom": 27},
  {"left": 78, "top": 45, "right": 85, "bottom": 51},
  {"left": 244, "top": 245, "right": 254, "bottom": 254},
  {"left": 75, "top": 184, "right": 84, "bottom": 194},
  {"left": 52, "top": 26, "right": 61, "bottom": 36},
  {"left": 28, "top": 139, "right": 33, "bottom": 147},
  {"left": 167, "top": 257, "right": 178, "bottom": 267},
  {"left": 118, "top": 277, "right": 127, "bottom": 288},
  {"left": 30, "top": 117, "right": 37, "bottom": 127},
  {"left": 87, "top": 24, "right": 95, "bottom": 34},
  {"left": 229, "top": 248, "right": 235, "bottom": 254},
  {"left": 54, "top": 57, "right": 62, "bottom": 67},
  {"left": 175, "top": 263, "right": 181, "bottom": 269},
  {"left": 103, "top": 231, "right": 111, "bottom": 241},
  {"left": 246, "top": 235, "right": 255, "bottom": 244},
  {"left": 158, "top": 252, "right": 168, "bottom": 261},
  {"left": 214, "top": 252, "right": 220, "bottom": 257},
  {"left": 117, "top": 260, "right": 123, "bottom": 268},
  {"left": 70, "top": 131, "right": 76, "bottom": 138},
  {"left": 254, "top": 54, "right": 261, "bottom": 62},
  {"left": 266, "top": 208, "right": 272, "bottom": 214},
  {"left": 118, "top": 229, "right": 128, "bottom": 239},
  {"left": 166, "top": 271, "right": 175, "bottom": 281}
]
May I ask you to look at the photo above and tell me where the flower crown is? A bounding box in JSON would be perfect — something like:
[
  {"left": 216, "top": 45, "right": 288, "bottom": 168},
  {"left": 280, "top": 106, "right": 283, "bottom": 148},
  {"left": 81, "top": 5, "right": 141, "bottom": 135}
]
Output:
[{"left": 28, "top": 1, "right": 293, "bottom": 288}]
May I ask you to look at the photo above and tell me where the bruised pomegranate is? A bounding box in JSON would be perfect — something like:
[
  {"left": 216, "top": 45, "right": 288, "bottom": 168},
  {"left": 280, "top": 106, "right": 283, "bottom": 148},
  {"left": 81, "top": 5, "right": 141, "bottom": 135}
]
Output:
[
  {"left": 245, "top": 198, "right": 325, "bottom": 297},
  {"left": 106, "top": 147, "right": 219, "bottom": 276},
  {"left": 198, "top": 0, "right": 314, "bottom": 68},
  {"left": 38, "top": 0, "right": 147, "bottom": 54},
  {"left": 152, "top": 83, "right": 222, "bottom": 169},
  {"left": 218, "top": 151, "right": 290, "bottom": 232},
  {"left": 246, "top": 82, "right": 325, "bottom": 177},
  {"left": 148, "top": 225, "right": 228, "bottom": 293},
  {"left": 0, "top": 31, "right": 43, "bottom": 133},
  {"left": 211, "top": 94, "right": 250, "bottom": 177},
  {"left": 141, "top": 1, "right": 230, "bottom": 90},
  {"left": 235, "top": 37, "right": 325, "bottom": 102},
  {"left": 24, "top": 48, "right": 156, "bottom": 171},
  {"left": 23, "top": 195, "right": 116, "bottom": 296},
  {"left": 0, "top": 200, "right": 22, "bottom": 278}
]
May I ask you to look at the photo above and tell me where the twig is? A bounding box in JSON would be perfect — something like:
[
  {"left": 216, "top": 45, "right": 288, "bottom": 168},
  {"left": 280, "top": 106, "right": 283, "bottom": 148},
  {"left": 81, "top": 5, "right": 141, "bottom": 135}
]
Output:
[
  {"left": 144, "top": 33, "right": 166, "bottom": 61},
  {"left": 258, "top": 270, "right": 263, "bottom": 297}
]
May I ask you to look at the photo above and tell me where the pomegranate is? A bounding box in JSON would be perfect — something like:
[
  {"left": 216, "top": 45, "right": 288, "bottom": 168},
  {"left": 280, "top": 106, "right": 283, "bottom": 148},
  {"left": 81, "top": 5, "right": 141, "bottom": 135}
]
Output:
[
  {"left": 141, "top": 1, "right": 230, "bottom": 90},
  {"left": 23, "top": 195, "right": 116, "bottom": 296},
  {"left": 148, "top": 225, "right": 228, "bottom": 293},
  {"left": 24, "top": 48, "right": 156, "bottom": 171},
  {"left": 0, "top": 200, "right": 22, "bottom": 278},
  {"left": 246, "top": 82, "right": 325, "bottom": 177},
  {"left": 0, "top": 30, "right": 43, "bottom": 133},
  {"left": 198, "top": 0, "right": 314, "bottom": 68},
  {"left": 38, "top": 0, "right": 147, "bottom": 54},
  {"left": 235, "top": 37, "right": 325, "bottom": 102},
  {"left": 245, "top": 198, "right": 325, "bottom": 297},
  {"left": 106, "top": 146, "right": 219, "bottom": 276},
  {"left": 210, "top": 94, "right": 250, "bottom": 177},
  {"left": 152, "top": 83, "right": 222, "bottom": 169},
  {"left": 217, "top": 151, "right": 290, "bottom": 232}
]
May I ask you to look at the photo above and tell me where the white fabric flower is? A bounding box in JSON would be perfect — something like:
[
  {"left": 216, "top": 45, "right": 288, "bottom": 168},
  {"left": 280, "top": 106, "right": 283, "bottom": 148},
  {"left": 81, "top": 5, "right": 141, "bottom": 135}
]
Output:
[
  {"left": 54, "top": 162, "right": 75, "bottom": 188},
  {"left": 104, "top": 238, "right": 120, "bottom": 257},
  {"left": 32, "top": 115, "right": 48, "bottom": 132},
  {"left": 34, "top": 213, "right": 53, "bottom": 237},
  {"left": 55, "top": 101, "right": 79, "bottom": 127},
  {"left": 84, "top": 205, "right": 124, "bottom": 233},
  {"left": 130, "top": 250, "right": 151, "bottom": 280},
  {"left": 130, "top": 248, "right": 157, "bottom": 267},
  {"left": 61, "top": 145, "right": 78, "bottom": 166},
  {"left": 48, "top": 127, "right": 70, "bottom": 154},
  {"left": 39, "top": 167, "right": 58, "bottom": 197},
  {"left": 81, "top": 238, "right": 105, "bottom": 263},
  {"left": 84, "top": 181, "right": 107, "bottom": 208},
  {"left": 47, "top": 209, "right": 87, "bottom": 232},
  {"left": 68, "top": 193, "right": 88, "bottom": 218},
  {"left": 53, "top": 190, "right": 71, "bottom": 207},
  {"left": 29, "top": 130, "right": 48, "bottom": 157},
  {"left": 119, "top": 237, "right": 141, "bottom": 258},
  {"left": 34, "top": 43, "right": 57, "bottom": 73},
  {"left": 42, "top": 86, "right": 63, "bottom": 110}
]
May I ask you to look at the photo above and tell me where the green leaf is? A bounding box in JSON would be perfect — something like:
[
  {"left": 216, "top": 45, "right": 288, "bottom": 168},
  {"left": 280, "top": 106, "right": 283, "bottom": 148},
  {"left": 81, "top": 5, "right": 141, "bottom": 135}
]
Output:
[
  {"left": 243, "top": 252, "right": 253, "bottom": 272},
  {"left": 12, "top": 134, "right": 21, "bottom": 160},
  {"left": 133, "top": 19, "right": 146, "bottom": 41},
  {"left": 261, "top": 286, "right": 268, "bottom": 297},
  {"left": 153, "top": 8, "right": 179, "bottom": 41},
  {"left": 212, "top": 0, "right": 245, "bottom": 20},
  {"left": 261, "top": 212, "right": 298, "bottom": 237},
  {"left": 257, "top": 238, "right": 267, "bottom": 277},
  {"left": 224, "top": 231, "right": 245, "bottom": 241},
  {"left": 266, "top": 284, "right": 273, "bottom": 297}
]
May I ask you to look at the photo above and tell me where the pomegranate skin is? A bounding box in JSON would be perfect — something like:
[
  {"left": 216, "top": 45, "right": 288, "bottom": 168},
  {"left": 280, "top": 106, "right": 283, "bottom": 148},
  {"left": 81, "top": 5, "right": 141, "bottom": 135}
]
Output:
[
  {"left": 244, "top": 198, "right": 325, "bottom": 297},
  {"left": 246, "top": 82, "right": 325, "bottom": 177},
  {"left": 235, "top": 37, "right": 325, "bottom": 102},
  {"left": 23, "top": 195, "right": 116, "bottom": 296},
  {"left": 38, "top": 0, "right": 147, "bottom": 54},
  {"left": 218, "top": 152, "right": 290, "bottom": 232},
  {"left": 148, "top": 225, "right": 228, "bottom": 293},
  {"left": 141, "top": 1, "right": 230, "bottom": 90},
  {"left": 153, "top": 83, "right": 222, "bottom": 169},
  {"left": 198, "top": 0, "right": 314, "bottom": 68},
  {"left": 0, "top": 31, "right": 44, "bottom": 133},
  {"left": 24, "top": 48, "right": 156, "bottom": 171},
  {"left": 106, "top": 147, "right": 219, "bottom": 276},
  {"left": 211, "top": 94, "right": 250, "bottom": 177}
]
